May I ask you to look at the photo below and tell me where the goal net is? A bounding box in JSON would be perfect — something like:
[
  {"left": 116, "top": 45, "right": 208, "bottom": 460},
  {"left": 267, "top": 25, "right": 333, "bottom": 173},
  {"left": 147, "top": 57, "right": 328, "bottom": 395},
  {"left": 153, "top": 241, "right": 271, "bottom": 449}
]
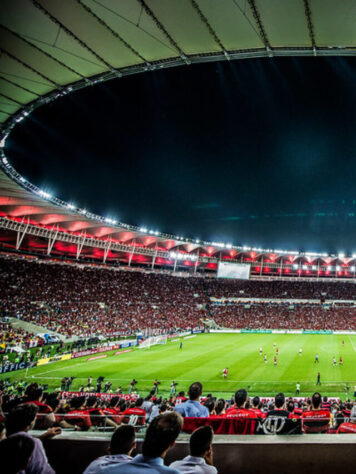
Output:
[{"left": 139, "top": 335, "right": 167, "bottom": 349}]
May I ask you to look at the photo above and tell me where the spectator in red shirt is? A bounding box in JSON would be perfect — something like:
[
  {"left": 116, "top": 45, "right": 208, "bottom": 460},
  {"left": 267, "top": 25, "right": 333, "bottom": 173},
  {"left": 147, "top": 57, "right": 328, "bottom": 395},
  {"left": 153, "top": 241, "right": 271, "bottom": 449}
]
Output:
[
  {"left": 226, "top": 389, "right": 257, "bottom": 419},
  {"left": 24, "top": 384, "right": 55, "bottom": 430},
  {"left": 337, "top": 406, "right": 356, "bottom": 433},
  {"left": 65, "top": 396, "right": 92, "bottom": 431},
  {"left": 103, "top": 397, "right": 122, "bottom": 425},
  {"left": 302, "top": 392, "right": 331, "bottom": 433},
  {"left": 250, "top": 396, "right": 266, "bottom": 419},
  {"left": 86, "top": 397, "right": 117, "bottom": 429},
  {"left": 119, "top": 398, "right": 146, "bottom": 426}
]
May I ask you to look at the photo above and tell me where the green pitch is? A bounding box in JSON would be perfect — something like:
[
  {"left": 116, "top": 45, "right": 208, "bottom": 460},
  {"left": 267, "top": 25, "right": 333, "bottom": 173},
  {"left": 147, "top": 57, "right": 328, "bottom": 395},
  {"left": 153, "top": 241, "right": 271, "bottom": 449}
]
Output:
[{"left": 2, "top": 333, "right": 356, "bottom": 399}]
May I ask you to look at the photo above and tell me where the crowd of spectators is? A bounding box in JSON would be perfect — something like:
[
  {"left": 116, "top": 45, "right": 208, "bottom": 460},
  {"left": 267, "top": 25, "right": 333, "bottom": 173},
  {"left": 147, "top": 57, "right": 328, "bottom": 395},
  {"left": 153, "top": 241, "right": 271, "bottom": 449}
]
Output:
[
  {"left": 0, "top": 255, "right": 356, "bottom": 339},
  {"left": 205, "top": 278, "right": 356, "bottom": 300},
  {"left": 0, "top": 380, "right": 355, "bottom": 472},
  {"left": 211, "top": 303, "right": 356, "bottom": 331},
  {"left": 0, "top": 321, "right": 44, "bottom": 350}
]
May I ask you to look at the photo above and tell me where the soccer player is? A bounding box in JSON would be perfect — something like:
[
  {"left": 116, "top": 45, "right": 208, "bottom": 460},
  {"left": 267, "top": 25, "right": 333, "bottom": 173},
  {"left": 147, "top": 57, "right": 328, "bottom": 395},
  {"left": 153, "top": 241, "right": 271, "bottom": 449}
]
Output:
[
  {"left": 342, "top": 340, "right": 345, "bottom": 347},
  {"left": 316, "top": 372, "right": 321, "bottom": 385},
  {"left": 259, "top": 347, "right": 263, "bottom": 356},
  {"left": 274, "top": 356, "right": 277, "bottom": 366},
  {"left": 333, "top": 357, "right": 336, "bottom": 367},
  {"left": 296, "top": 382, "right": 300, "bottom": 395},
  {"left": 314, "top": 354, "right": 319, "bottom": 363},
  {"left": 273, "top": 342, "right": 276, "bottom": 348},
  {"left": 170, "top": 381, "right": 177, "bottom": 396},
  {"left": 222, "top": 368, "right": 228, "bottom": 379},
  {"left": 299, "top": 348, "right": 302, "bottom": 356},
  {"left": 276, "top": 347, "right": 279, "bottom": 355},
  {"left": 339, "top": 356, "right": 343, "bottom": 366},
  {"left": 264, "top": 354, "right": 267, "bottom": 364},
  {"left": 179, "top": 341, "right": 183, "bottom": 350}
]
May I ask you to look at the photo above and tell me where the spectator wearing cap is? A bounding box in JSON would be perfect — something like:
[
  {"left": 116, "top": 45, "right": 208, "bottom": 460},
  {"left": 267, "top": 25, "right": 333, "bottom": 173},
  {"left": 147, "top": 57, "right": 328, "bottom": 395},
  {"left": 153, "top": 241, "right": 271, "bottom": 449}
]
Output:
[
  {"left": 337, "top": 406, "right": 356, "bottom": 433},
  {"left": 170, "top": 425, "right": 217, "bottom": 473},
  {"left": 174, "top": 383, "right": 209, "bottom": 418},
  {"left": 83, "top": 425, "right": 136, "bottom": 474},
  {"left": 100, "top": 412, "right": 183, "bottom": 473}
]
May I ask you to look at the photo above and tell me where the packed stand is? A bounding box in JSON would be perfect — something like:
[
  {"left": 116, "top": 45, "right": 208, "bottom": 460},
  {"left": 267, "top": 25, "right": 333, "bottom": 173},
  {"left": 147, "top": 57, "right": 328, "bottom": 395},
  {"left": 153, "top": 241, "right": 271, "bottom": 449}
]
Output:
[
  {"left": 1, "top": 255, "right": 356, "bottom": 338},
  {"left": 211, "top": 303, "right": 356, "bottom": 331}
]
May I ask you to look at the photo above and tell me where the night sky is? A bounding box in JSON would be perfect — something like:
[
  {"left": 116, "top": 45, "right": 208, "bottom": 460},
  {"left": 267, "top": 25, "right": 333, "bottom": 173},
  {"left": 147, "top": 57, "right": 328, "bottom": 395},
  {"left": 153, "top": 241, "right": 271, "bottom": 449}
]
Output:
[{"left": 5, "top": 57, "right": 356, "bottom": 254}]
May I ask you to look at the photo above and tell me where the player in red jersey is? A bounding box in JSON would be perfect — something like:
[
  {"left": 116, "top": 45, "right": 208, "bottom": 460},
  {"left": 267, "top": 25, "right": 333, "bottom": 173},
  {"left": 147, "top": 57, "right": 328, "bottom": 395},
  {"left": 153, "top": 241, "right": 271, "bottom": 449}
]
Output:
[
  {"left": 339, "top": 356, "right": 343, "bottom": 366},
  {"left": 222, "top": 368, "right": 228, "bottom": 378},
  {"left": 276, "top": 347, "right": 279, "bottom": 355},
  {"left": 274, "top": 356, "right": 277, "bottom": 366},
  {"left": 342, "top": 340, "right": 344, "bottom": 347},
  {"left": 301, "top": 392, "right": 331, "bottom": 433}
]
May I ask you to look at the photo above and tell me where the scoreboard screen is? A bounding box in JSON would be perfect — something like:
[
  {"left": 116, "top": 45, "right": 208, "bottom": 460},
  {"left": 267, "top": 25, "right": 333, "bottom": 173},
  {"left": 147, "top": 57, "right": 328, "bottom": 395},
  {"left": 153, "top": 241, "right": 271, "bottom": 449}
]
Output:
[{"left": 217, "top": 262, "right": 251, "bottom": 280}]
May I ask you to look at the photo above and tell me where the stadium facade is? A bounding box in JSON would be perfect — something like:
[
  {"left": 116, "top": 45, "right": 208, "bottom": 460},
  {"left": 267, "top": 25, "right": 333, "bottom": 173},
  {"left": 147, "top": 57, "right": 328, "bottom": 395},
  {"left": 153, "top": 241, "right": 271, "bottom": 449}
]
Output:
[{"left": 1, "top": 0, "right": 356, "bottom": 278}]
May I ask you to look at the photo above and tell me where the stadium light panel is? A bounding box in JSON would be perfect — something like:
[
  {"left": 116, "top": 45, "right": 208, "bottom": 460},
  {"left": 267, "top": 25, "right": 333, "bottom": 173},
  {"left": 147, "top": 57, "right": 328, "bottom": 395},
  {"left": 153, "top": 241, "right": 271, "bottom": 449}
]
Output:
[
  {"left": 338, "top": 253, "right": 345, "bottom": 258},
  {"left": 139, "top": 227, "right": 148, "bottom": 233},
  {"left": 351, "top": 266, "right": 355, "bottom": 271}
]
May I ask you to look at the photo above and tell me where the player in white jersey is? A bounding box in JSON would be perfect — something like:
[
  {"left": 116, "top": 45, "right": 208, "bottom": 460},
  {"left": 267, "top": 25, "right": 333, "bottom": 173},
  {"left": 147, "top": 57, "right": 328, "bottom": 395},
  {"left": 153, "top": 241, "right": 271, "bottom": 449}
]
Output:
[
  {"left": 259, "top": 347, "right": 263, "bottom": 356},
  {"left": 264, "top": 354, "right": 267, "bottom": 364},
  {"left": 299, "top": 348, "right": 302, "bottom": 356}
]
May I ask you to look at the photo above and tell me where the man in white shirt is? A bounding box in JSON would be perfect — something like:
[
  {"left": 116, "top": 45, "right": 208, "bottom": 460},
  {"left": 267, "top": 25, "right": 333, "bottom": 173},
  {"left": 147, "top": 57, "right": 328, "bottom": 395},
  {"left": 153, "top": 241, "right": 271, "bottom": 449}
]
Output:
[
  {"left": 170, "top": 425, "right": 217, "bottom": 473},
  {"left": 83, "top": 425, "right": 135, "bottom": 474}
]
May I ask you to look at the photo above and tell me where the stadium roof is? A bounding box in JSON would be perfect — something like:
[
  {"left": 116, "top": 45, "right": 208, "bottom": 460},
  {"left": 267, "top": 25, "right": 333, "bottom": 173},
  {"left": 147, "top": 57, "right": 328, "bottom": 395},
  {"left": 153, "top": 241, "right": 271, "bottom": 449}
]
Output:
[
  {"left": 0, "top": 0, "right": 356, "bottom": 260},
  {"left": 1, "top": 0, "right": 356, "bottom": 126}
]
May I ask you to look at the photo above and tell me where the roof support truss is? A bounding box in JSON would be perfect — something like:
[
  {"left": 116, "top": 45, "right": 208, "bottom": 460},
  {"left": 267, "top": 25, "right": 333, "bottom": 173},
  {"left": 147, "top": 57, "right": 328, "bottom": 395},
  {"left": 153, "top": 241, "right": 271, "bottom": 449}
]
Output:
[
  {"left": 138, "top": 0, "right": 190, "bottom": 64},
  {"left": 246, "top": 0, "right": 272, "bottom": 55},
  {"left": 303, "top": 0, "right": 317, "bottom": 55},
  {"left": 31, "top": 0, "right": 121, "bottom": 78},
  {"left": 16, "top": 217, "right": 30, "bottom": 249},
  {"left": 47, "top": 224, "right": 59, "bottom": 255}
]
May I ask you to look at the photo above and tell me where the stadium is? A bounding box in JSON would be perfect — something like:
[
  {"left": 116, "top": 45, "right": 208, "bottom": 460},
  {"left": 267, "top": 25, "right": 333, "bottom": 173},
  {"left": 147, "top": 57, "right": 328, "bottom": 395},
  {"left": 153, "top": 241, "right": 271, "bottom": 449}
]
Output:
[{"left": 0, "top": 1, "right": 356, "bottom": 473}]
